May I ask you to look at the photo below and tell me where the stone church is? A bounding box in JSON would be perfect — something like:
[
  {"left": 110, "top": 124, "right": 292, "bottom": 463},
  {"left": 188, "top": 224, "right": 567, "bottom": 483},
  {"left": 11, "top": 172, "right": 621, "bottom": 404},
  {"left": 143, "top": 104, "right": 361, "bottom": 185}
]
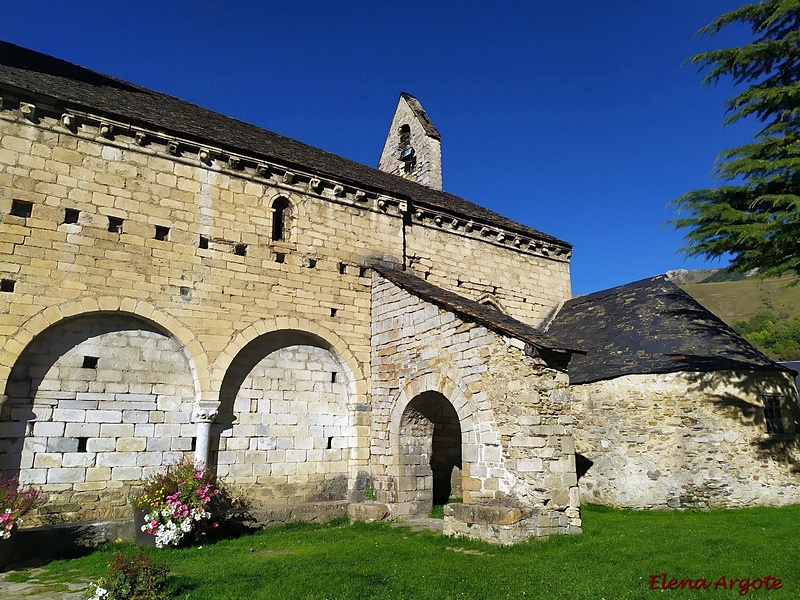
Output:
[{"left": 0, "top": 42, "right": 797, "bottom": 545}]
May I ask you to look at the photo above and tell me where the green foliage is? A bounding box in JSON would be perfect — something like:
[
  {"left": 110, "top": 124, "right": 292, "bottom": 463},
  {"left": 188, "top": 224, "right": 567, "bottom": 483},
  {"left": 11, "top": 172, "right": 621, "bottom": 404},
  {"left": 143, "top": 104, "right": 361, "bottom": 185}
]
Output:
[
  {"left": 36, "top": 505, "right": 800, "bottom": 599},
  {"left": 84, "top": 549, "right": 170, "bottom": 600},
  {"left": 672, "top": 1, "right": 800, "bottom": 278},
  {"left": 734, "top": 309, "right": 800, "bottom": 359},
  {"left": 0, "top": 474, "right": 44, "bottom": 535}
]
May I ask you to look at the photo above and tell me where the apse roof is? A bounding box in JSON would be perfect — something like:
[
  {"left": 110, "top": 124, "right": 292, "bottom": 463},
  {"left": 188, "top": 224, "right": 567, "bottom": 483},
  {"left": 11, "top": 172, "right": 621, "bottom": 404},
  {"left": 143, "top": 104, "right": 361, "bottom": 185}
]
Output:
[{"left": 547, "top": 275, "right": 785, "bottom": 384}]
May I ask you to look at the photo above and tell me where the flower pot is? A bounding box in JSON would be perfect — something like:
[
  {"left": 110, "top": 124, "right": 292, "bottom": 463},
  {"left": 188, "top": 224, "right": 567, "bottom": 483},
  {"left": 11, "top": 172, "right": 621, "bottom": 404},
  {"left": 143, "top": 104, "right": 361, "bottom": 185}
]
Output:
[
  {"left": 0, "top": 527, "right": 16, "bottom": 569},
  {"left": 133, "top": 508, "right": 156, "bottom": 547}
]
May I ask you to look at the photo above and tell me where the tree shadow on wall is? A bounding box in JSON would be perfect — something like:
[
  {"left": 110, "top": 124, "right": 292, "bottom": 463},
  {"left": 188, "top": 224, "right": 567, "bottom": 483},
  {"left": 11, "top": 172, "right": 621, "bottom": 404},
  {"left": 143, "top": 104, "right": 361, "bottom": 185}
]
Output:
[{"left": 681, "top": 368, "right": 800, "bottom": 474}]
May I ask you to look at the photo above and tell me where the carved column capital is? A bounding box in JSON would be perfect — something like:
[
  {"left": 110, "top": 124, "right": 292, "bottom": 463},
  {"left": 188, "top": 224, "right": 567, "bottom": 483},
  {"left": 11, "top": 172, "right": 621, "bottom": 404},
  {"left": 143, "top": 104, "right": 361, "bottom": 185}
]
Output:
[{"left": 192, "top": 401, "right": 220, "bottom": 423}]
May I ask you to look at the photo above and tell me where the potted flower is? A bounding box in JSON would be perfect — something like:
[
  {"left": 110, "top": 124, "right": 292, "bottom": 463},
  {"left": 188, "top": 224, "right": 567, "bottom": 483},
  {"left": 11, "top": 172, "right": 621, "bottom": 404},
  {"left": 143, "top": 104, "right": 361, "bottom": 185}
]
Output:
[
  {"left": 0, "top": 474, "right": 44, "bottom": 567},
  {"left": 129, "top": 459, "right": 222, "bottom": 548}
]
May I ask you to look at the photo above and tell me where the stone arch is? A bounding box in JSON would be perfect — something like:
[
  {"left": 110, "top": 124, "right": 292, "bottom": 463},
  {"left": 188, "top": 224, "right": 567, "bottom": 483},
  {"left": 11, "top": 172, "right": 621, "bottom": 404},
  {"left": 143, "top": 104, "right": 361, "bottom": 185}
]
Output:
[
  {"left": 0, "top": 298, "right": 209, "bottom": 401},
  {"left": 476, "top": 293, "right": 507, "bottom": 314},
  {"left": 210, "top": 322, "right": 366, "bottom": 506},
  {"left": 1, "top": 307, "right": 200, "bottom": 522},
  {"left": 388, "top": 372, "right": 480, "bottom": 516},
  {"left": 211, "top": 317, "right": 365, "bottom": 403}
]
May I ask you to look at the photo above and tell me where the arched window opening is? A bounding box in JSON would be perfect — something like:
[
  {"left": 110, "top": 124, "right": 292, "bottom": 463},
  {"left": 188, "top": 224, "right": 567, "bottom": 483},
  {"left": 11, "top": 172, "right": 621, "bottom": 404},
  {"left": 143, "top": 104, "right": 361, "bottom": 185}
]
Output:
[
  {"left": 398, "top": 124, "right": 411, "bottom": 150},
  {"left": 397, "top": 125, "right": 415, "bottom": 174},
  {"left": 271, "top": 197, "right": 291, "bottom": 242}
]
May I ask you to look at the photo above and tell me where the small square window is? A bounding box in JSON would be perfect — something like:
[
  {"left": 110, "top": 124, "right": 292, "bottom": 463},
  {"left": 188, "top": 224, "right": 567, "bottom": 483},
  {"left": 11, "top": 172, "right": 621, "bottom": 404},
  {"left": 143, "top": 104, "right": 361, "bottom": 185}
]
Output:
[
  {"left": 154, "top": 226, "right": 170, "bottom": 241},
  {"left": 275, "top": 252, "right": 286, "bottom": 264},
  {"left": 359, "top": 266, "right": 369, "bottom": 278},
  {"left": 64, "top": 208, "right": 80, "bottom": 224},
  {"left": 235, "top": 244, "right": 247, "bottom": 256},
  {"left": 76, "top": 437, "right": 88, "bottom": 453},
  {"left": 308, "top": 258, "right": 317, "bottom": 269},
  {"left": 339, "top": 262, "right": 347, "bottom": 275},
  {"left": 199, "top": 236, "right": 209, "bottom": 249},
  {"left": 330, "top": 308, "right": 338, "bottom": 317},
  {"left": 0, "top": 279, "right": 15, "bottom": 293},
  {"left": 10, "top": 200, "right": 33, "bottom": 219},
  {"left": 82, "top": 356, "right": 99, "bottom": 369},
  {"left": 108, "top": 216, "right": 124, "bottom": 233}
]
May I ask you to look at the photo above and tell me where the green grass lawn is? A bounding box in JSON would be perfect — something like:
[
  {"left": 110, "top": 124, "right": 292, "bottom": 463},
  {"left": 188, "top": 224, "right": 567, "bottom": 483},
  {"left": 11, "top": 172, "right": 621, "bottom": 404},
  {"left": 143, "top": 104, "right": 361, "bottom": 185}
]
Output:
[{"left": 13, "top": 504, "right": 800, "bottom": 599}]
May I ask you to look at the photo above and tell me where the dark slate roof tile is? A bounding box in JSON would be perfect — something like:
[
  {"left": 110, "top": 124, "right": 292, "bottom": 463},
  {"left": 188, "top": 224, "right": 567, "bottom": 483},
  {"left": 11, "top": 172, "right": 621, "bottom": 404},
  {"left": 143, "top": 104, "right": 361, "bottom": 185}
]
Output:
[
  {"left": 546, "top": 275, "right": 785, "bottom": 384},
  {"left": 0, "top": 41, "right": 567, "bottom": 248}
]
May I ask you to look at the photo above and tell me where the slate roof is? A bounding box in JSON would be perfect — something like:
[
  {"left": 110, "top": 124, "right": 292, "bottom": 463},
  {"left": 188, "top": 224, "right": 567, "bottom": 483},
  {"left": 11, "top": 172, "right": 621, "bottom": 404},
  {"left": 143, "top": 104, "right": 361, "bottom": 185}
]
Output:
[
  {"left": 399, "top": 92, "right": 441, "bottom": 140},
  {"left": 374, "top": 265, "right": 581, "bottom": 354},
  {"left": 0, "top": 41, "right": 567, "bottom": 248},
  {"left": 546, "top": 275, "right": 786, "bottom": 385}
]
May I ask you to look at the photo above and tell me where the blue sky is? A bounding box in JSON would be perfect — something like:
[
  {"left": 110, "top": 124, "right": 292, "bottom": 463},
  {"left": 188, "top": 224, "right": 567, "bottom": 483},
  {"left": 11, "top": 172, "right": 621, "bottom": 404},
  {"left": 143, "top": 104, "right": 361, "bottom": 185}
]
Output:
[{"left": 2, "top": 1, "right": 754, "bottom": 295}]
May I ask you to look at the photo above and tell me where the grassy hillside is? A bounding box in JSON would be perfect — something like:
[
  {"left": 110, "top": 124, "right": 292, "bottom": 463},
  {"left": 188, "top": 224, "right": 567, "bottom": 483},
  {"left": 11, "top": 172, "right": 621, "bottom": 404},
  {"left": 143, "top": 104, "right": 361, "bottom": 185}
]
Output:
[
  {"left": 678, "top": 272, "right": 800, "bottom": 361},
  {"left": 680, "top": 273, "right": 800, "bottom": 326}
]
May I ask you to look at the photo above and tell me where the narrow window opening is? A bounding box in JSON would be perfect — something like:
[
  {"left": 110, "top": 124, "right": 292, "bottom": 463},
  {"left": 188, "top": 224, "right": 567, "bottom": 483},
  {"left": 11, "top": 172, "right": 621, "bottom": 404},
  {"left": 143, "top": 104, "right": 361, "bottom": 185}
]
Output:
[
  {"left": 764, "top": 395, "right": 785, "bottom": 434},
  {"left": 250, "top": 399, "right": 258, "bottom": 413},
  {"left": 235, "top": 244, "right": 247, "bottom": 256},
  {"left": 107, "top": 216, "right": 124, "bottom": 233},
  {"left": 154, "top": 225, "right": 170, "bottom": 241},
  {"left": 308, "top": 258, "right": 317, "bottom": 269},
  {"left": 275, "top": 252, "right": 286, "bottom": 264},
  {"left": 76, "top": 437, "right": 88, "bottom": 453},
  {"left": 0, "top": 279, "right": 14, "bottom": 293},
  {"left": 271, "top": 197, "right": 291, "bottom": 241},
  {"left": 359, "top": 266, "right": 368, "bottom": 278},
  {"left": 10, "top": 200, "right": 32, "bottom": 219},
  {"left": 199, "top": 236, "right": 209, "bottom": 249},
  {"left": 331, "top": 372, "right": 338, "bottom": 383},
  {"left": 398, "top": 124, "right": 411, "bottom": 150},
  {"left": 338, "top": 262, "right": 347, "bottom": 275},
  {"left": 180, "top": 286, "right": 191, "bottom": 298},
  {"left": 64, "top": 208, "right": 80, "bottom": 224},
  {"left": 82, "top": 356, "right": 99, "bottom": 369},
  {"left": 424, "top": 271, "right": 431, "bottom": 280},
  {"left": 330, "top": 308, "right": 338, "bottom": 317},
  {"left": 191, "top": 437, "right": 197, "bottom": 452},
  {"left": 327, "top": 436, "right": 333, "bottom": 450}
]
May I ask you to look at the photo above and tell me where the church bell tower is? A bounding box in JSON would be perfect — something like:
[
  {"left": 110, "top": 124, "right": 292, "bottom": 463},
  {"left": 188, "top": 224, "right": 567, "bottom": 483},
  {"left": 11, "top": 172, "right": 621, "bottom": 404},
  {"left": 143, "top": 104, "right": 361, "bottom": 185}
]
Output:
[{"left": 378, "top": 92, "right": 442, "bottom": 190}]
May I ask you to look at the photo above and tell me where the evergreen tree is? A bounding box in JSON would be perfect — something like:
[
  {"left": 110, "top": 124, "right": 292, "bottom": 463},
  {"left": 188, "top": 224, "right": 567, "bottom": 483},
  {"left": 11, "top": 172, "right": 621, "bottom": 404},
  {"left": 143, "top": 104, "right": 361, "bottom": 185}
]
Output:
[{"left": 672, "top": 1, "right": 800, "bottom": 277}]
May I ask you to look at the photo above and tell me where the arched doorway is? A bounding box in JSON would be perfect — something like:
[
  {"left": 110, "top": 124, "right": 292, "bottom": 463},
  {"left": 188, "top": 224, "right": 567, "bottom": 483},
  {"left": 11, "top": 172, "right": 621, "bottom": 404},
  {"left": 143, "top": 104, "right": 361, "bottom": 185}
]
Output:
[{"left": 397, "top": 391, "right": 462, "bottom": 515}]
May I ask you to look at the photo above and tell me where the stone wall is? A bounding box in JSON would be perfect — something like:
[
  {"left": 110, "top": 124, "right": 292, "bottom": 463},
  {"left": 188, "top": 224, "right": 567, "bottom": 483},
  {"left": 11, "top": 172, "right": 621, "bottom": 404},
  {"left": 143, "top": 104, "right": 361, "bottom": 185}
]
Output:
[
  {"left": 369, "top": 274, "right": 581, "bottom": 542},
  {"left": 405, "top": 226, "right": 571, "bottom": 328},
  {"left": 2, "top": 314, "right": 194, "bottom": 523},
  {"left": 0, "top": 98, "right": 571, "bottom": 526},
  {"left": 212, "top": 342, "right": 354, "bottom": 506},
  {"left": 569, "top": 370, "right": 800, "bottom": 509}
]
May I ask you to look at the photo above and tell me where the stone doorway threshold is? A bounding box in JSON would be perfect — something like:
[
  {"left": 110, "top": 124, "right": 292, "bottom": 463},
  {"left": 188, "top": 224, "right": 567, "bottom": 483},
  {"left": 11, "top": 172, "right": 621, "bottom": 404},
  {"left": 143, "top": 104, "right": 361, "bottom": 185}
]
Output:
[{"left": 393, "top": 516, "right": 444, "bottom": 533}]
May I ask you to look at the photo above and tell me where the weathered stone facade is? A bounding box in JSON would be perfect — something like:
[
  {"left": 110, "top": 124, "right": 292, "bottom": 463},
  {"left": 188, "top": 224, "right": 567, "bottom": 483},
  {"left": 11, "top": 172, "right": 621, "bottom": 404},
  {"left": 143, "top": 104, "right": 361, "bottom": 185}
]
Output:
[
  {"left": 570, "top": 370, "right": 800, "bottom": 509},
  {"left": 369, "top": 272, "right": 580, "bottom": 541},
  {"left": 0, "top": 43, "right": 579, "bottom": 543},
  {"left": 1, "top": 44, "right": 797, "bottom": 547}
]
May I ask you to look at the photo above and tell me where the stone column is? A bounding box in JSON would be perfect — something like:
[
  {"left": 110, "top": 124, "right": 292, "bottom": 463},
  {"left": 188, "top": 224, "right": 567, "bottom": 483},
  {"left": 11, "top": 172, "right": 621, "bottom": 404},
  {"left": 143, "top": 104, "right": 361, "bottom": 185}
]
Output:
[{"left": 192, "top": 401, "right": 220, "bottom": 468}]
